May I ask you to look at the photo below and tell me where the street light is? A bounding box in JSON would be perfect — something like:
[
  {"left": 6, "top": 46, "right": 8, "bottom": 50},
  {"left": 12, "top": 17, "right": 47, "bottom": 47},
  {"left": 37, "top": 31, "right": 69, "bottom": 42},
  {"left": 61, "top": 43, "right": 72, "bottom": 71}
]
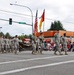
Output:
[{"left": 10, "top": 3, "right": 33, "bottom": 35}]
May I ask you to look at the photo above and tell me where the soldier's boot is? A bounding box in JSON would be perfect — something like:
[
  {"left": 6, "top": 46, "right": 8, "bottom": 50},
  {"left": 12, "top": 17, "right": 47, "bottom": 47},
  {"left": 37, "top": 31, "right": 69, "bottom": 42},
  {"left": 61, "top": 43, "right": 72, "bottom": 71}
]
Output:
[
  {"left": 40, "top": 50, "right": 43, "bottom": 54},
  {"left": 37, "top": 50, "right": 40, "bottom": 54},
  {"left": 15, "top": 50, "right": 17, "bottom": 54},
  {"left": 65, "top": 51, "right": 68, "bottom": 55},
  {"left": 59, "top": 51, "right": 63, "bottom": 55},
  {"left": 32, "top": 50, "right": 36, "bottom": 55},
  {"left": 54, "top": 52, "right": 57, "bottom": 55},
  {"left": 59, "top": 52, "right": 63, "bottom": 55},
  {"left": 32, "top": 50, "right": 34, "bottom": 54},
  {"left": 8, "top": 48, "right": 10, "bottom": 53},
  {"left": 1, "top": 48, "right": 4, "bottom": 53}
]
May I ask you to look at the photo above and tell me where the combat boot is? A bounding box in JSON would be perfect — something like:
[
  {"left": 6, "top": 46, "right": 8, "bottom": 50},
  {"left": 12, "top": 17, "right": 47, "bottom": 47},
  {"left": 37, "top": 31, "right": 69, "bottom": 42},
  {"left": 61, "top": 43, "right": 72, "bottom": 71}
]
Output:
[
  {"left": 65, "top": 52, "right": 68, "bottom": 55},
  {"left": 54, "top": 52, "right": 57, "bottom": 55}
]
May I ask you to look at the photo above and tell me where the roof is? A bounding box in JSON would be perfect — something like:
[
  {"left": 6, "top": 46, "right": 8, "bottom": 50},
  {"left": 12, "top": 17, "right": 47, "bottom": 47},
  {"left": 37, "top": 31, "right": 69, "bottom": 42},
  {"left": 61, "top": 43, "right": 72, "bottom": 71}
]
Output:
[{"left": 36, "top": 30, "right": 74, "bottom": 37}]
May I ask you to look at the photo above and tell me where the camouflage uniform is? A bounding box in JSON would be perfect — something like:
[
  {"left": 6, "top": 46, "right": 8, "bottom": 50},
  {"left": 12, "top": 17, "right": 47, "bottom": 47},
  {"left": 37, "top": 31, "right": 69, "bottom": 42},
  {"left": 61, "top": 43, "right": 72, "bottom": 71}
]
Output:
[
  {"left": 0, "top": 36, "right": 2, "bottom": 52},
  {"left": 62, "top": 33, "right": 68, "bottom": 55},
  {"left": 54, "top": 31, "right": 62, "bottom": 55},
  {"left": 4, "top": 37, "right": 10, "bottom": 52},
  {"left": 31, "top": 34, "right": 37, "bottom": 54},
  {"left": 0, "top": 36, "right": 5, "bottom": 53},
  {"left": 13, "top": 35, "right": 19, "bottom": 54},
  {"left": 11, "top": 37, "right": 15, "bottom": 52},
  {"left": 38, "top": 33, "right": 44, "bottom": 54}
]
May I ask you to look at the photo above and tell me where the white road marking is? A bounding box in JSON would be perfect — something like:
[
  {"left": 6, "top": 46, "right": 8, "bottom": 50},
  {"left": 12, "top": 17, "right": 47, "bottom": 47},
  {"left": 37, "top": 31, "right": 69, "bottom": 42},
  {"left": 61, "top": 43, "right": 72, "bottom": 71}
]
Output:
[
  {"left": 0, "top": 60, "right": 74, "bottom": 75},
  {"left": 0, "top": 55, "right": 67, "bottom": 65}
]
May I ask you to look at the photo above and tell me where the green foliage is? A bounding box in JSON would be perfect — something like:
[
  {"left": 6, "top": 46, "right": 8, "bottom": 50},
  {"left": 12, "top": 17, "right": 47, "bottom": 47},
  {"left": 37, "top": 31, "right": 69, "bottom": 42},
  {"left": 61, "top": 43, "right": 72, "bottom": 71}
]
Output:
[
  {"left": 0, "top": 32, "right": 4, "bottom": 37},
  {"left": 19, "top": 34, "right": 32, "bottom": 40},
  {"left": 0, "top": 31, "right": 32, "bottom": 40},
  {"left": 5, "top": 32, "right": 11, "bottom": 38},
  {"left": 47, "top": 21, "right": 66, "bottom": 31}
]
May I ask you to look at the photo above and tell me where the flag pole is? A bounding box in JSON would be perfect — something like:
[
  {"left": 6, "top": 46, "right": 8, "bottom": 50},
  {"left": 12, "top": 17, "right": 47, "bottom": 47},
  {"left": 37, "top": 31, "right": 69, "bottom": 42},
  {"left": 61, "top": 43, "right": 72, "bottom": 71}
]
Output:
[{"left": 43, "top": 9, "right": 45, "bottom": 32}]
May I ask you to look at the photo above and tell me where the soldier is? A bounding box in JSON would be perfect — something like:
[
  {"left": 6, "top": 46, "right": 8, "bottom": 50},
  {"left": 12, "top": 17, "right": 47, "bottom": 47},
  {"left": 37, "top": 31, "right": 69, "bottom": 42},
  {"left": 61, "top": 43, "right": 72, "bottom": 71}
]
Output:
[
  {"left": 31, "top": 33, "right": 37, "bottom": 54},
  {"left": 11, "top": 37, "right": 15, "bottom": 53},
  {"left": 0, "top": 36, "right": 5, "bottom": 53},
  {"left": 4, "top": 37, "right": 10, "bottom": 53},
  {"left": 38, "top": 32, "right": 44, "bottom": 54},
  {"left": 54, "top": 30, "right": 62, "bottom": 55},
  {"left": 9, "top": 37, "right": 12, "bottom": 52},
  {"left": 62, "top": 33, "right": 68, "bottom": 55},
  {"left": 36, "top": 36, "right": 40, "bottom": 53},
  {"left": 13, "top": 35, "right": 19, "bottom": 54}
]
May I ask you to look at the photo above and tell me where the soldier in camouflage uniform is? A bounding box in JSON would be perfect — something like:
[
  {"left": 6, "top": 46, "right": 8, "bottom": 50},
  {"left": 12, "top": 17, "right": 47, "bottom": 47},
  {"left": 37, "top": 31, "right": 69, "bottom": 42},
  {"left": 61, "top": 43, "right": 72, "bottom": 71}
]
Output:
[
  {"left": 31, "top": 33, "right": 37, "bottom": 54},
  {"left": 54, "top": 30, "right": 63, "bottom": 55},
  {"left": 38, "top": 33, "right": 44, "bottom": 54},
  {"left": 11, "top": 37, "right": 15, "bottom": 53},
  {"left": 13, "top": 35, "right": 19, "bottom": 54},
  {"left": 4, "top": 37, "right": 10, "bottom": 53},
  {"left": 0, "top": 36, "right": 2, "bottom": 52},
  {"left": 0, "top": 36, "right": 5, "bottom": 53},
  {"left": 62, "top": 33, "right": 68, "bottom": 55}
]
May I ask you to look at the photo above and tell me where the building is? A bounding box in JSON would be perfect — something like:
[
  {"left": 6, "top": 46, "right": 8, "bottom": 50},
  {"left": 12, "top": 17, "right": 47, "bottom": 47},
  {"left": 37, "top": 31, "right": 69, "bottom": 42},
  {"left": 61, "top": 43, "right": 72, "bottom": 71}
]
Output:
[{"left": 36, "top": 30, "right": 74, "bottom": 42}]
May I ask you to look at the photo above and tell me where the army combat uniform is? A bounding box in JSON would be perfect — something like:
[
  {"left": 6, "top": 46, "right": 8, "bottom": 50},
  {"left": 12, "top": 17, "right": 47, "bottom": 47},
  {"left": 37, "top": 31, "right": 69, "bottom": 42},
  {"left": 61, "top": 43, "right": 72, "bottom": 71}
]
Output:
[
  {"left": 0, "top": 36, "right": 5, "bottom": 53},
  {"left": 31, "top": 34, "right": 37, "bottom": 54},
  {"left": 62, "top": 33, "right": 68, "bottom": 55},
  {"left": 38, "top": 33, "right": 44, "bottom": 54},
  {"left": 13, "top": 36, "right": 19, "bottom": 54},
  {"left": 54, "top": 32, "right": 62, "bottom": 55}
]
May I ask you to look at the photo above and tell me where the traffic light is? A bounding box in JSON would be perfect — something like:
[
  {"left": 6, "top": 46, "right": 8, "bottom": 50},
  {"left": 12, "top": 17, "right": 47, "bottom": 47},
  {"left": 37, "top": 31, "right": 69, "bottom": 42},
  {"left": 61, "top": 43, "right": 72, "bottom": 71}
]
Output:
[{"left": 9, "top": 18, "right": 12, "bottom": 25}]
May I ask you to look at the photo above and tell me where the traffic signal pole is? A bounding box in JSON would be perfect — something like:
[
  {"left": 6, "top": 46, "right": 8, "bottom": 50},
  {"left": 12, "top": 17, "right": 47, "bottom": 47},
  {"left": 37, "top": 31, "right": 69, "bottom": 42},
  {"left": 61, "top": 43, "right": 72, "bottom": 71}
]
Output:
[{"left": 10, "top": 3, "right": 33, "bottom": 35}]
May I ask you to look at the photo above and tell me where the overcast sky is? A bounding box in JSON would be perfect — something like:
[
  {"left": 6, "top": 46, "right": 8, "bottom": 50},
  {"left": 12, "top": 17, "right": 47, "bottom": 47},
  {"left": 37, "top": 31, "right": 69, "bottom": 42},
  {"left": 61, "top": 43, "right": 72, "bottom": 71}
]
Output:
[{"left": 0, "top": 0, "right": 74, "bottom": 36}]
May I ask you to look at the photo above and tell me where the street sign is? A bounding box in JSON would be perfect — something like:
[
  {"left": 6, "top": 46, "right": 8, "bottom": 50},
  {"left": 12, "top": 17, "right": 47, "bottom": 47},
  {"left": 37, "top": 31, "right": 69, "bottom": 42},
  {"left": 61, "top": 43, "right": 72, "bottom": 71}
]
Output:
[{"left": 18, "top": 22, "right": 26, "bottom": 24}]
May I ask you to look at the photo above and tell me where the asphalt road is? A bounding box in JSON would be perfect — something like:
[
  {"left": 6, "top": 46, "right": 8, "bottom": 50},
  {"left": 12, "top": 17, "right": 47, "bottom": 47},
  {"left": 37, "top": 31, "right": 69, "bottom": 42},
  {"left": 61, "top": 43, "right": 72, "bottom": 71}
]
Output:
[{"left": 0, "top": 51, "right": 74, "bottom": 75}]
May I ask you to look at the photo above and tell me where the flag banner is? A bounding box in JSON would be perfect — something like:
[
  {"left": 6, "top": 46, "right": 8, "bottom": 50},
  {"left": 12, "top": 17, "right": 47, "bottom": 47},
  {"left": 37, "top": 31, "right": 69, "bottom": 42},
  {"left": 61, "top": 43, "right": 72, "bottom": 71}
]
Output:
[
  {"left": 39, "top": 9, "right": 45, "bottom": 30},
  {"left": 34, "top": 10, "right": 38, "bottom": 35}
]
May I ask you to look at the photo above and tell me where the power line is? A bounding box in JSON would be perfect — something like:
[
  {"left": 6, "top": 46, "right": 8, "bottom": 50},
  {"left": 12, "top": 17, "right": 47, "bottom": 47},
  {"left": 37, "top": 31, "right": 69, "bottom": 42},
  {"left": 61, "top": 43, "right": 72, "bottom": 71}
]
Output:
[
  {"left": 0, "top": 9, "right": 74, "bottom": 24},
  {"left": 0, "top": 18, "right": 32, "bottom": 26},
  {"left": 0, "top": 9, "right": 31, "bottom": 17}
]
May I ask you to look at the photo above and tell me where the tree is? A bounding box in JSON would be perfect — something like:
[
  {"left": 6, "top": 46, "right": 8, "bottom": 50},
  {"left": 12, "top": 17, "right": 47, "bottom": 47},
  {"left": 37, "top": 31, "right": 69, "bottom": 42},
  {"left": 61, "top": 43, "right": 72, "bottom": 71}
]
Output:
[
  {"left": 5, "top": 32, "right": 11, "bottom": 38},
  {"left": 47, "top": 21, "right": 66, "bottom": 31},
  {"left": 0, "top": 32, "right": 4, "bottom": 37}
]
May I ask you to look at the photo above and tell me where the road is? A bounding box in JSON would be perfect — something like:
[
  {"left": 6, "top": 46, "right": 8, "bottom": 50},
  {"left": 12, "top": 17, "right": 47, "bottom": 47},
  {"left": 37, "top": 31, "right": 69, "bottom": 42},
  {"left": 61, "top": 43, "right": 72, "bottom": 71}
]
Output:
[{"left": 0, "top": 51, "right": 74, "bottom": 75}]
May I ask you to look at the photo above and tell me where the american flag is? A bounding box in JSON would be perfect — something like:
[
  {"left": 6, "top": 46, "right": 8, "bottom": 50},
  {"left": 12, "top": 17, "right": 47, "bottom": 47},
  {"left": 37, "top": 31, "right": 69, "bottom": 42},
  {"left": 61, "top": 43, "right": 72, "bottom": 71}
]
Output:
[{"left": 34, "top": 10, "right": 38, "bottom": 35}]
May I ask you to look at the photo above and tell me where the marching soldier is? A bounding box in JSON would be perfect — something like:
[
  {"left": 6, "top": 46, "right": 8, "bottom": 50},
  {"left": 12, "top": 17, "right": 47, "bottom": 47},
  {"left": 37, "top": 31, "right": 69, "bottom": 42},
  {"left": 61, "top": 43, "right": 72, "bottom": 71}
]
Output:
[
  {"left": 62, "top": 33, "right": 68, "bottom": 55},
  {"left": 31, "top": 33, "right": 37, "bottom": 54},
  {"left": 11, "top": 37, "right": 15, "bottom": 53},
  {"left": 13, "top": 35, "right": 19, "bottom": 54},
  {"left": 0, "top": 36, "right": 5, "bottom": 53},
  {"left": 0, "top": 36, "right": 2, "bottom": 52},
  {"left": 4, "top": 37, "right": 10, "bottom": 53},
  {"left": 38, "top": 32, "right": 44, "bottom": 54},
  {"left": 54, "top": 30, "right": 63, "bottom": 55}
]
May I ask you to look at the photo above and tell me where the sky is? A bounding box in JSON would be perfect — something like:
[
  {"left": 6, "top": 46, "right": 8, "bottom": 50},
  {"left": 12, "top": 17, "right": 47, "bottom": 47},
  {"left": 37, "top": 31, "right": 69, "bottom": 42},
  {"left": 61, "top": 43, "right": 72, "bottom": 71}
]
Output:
[{"left": 0, "top": 0, "right": 74, "bottom": 36}]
